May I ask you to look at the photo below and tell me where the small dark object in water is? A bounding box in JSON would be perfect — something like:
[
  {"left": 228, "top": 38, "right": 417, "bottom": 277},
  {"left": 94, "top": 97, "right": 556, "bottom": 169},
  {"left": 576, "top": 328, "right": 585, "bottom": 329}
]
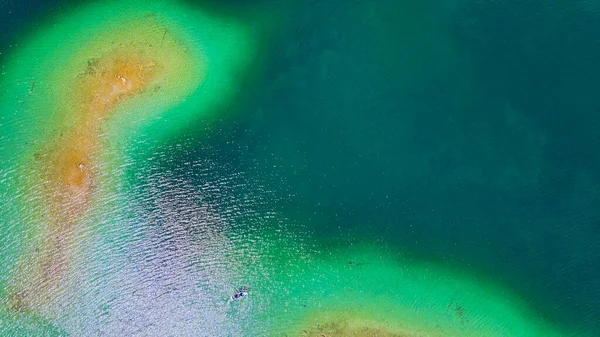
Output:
[
  {"left": 348, "top": 261, "right": 369, "bottom": 267},
  {"left": 230, "top": 286, "right": 250, "bottom": 301}
]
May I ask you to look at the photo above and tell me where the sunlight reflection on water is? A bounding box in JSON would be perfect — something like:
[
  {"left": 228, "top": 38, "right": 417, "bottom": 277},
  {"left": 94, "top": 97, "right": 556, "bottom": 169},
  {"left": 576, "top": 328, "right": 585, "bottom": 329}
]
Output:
[{"left": 49, "top": 143, "right": 300, "bottom": 336}]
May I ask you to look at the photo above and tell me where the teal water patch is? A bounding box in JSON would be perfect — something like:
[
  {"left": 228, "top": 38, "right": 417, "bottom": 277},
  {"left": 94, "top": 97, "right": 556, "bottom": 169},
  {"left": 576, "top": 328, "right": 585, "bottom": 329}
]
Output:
[
  {"left": 452, "top": 0, "right": 600, "bottom": 332},
  {"left": 218, "top": 0, "right": 599, "bottom": 333}
]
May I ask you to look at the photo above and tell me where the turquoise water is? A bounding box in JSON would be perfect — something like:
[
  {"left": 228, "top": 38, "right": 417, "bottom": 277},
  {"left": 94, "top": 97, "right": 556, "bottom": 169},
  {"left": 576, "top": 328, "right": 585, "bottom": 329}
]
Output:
[{"left": 1, "top": 0, "right": 599, "bottom": 335}]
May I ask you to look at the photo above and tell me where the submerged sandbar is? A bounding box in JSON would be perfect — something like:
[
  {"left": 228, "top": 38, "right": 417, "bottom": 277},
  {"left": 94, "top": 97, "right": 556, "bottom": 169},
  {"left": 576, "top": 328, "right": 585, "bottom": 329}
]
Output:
[
  {"left": 1, "top": 0, "right": 255, "bottom": 314},
  {"left": 265, "top": 244, "right": 568, "bottom": 337}
]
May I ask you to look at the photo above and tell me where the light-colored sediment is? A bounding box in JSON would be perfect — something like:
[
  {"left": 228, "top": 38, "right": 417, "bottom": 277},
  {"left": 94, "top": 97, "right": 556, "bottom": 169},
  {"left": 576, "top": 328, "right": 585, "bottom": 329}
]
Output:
[
  {"left": 300, "top": 316, "right": 419, "bottom": 337},
  {"left": 1, "top": 0, "right": 256, "bottom": 314},
  {"left": 5, "top": 12, "right": 205, "bottom": 313}
]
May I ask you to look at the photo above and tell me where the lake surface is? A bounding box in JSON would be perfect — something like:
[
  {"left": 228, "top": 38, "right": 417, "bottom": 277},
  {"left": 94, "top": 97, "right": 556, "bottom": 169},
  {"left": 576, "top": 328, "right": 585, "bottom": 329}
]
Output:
[{"left": 1, "top": 0, "right": 599, "bottom": 335}]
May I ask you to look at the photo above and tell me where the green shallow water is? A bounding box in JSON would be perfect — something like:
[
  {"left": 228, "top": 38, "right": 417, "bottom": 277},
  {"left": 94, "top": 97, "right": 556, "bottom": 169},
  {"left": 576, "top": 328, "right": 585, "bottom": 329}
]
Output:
[
  {"left": 1, "top": 0, "right": 599, "bottom": 335},
  {"left": 258, "top": 243, "right": 566, "bottom": 336}
]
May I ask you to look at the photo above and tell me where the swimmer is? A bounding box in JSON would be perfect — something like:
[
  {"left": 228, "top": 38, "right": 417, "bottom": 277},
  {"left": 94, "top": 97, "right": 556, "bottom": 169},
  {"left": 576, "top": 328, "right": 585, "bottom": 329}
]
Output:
[
  {"left": 230, "top": 286, "right": 250, "bottom": 301},
  {"left": 230, "top": 291, "right": 247, "bottom": 300}
]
